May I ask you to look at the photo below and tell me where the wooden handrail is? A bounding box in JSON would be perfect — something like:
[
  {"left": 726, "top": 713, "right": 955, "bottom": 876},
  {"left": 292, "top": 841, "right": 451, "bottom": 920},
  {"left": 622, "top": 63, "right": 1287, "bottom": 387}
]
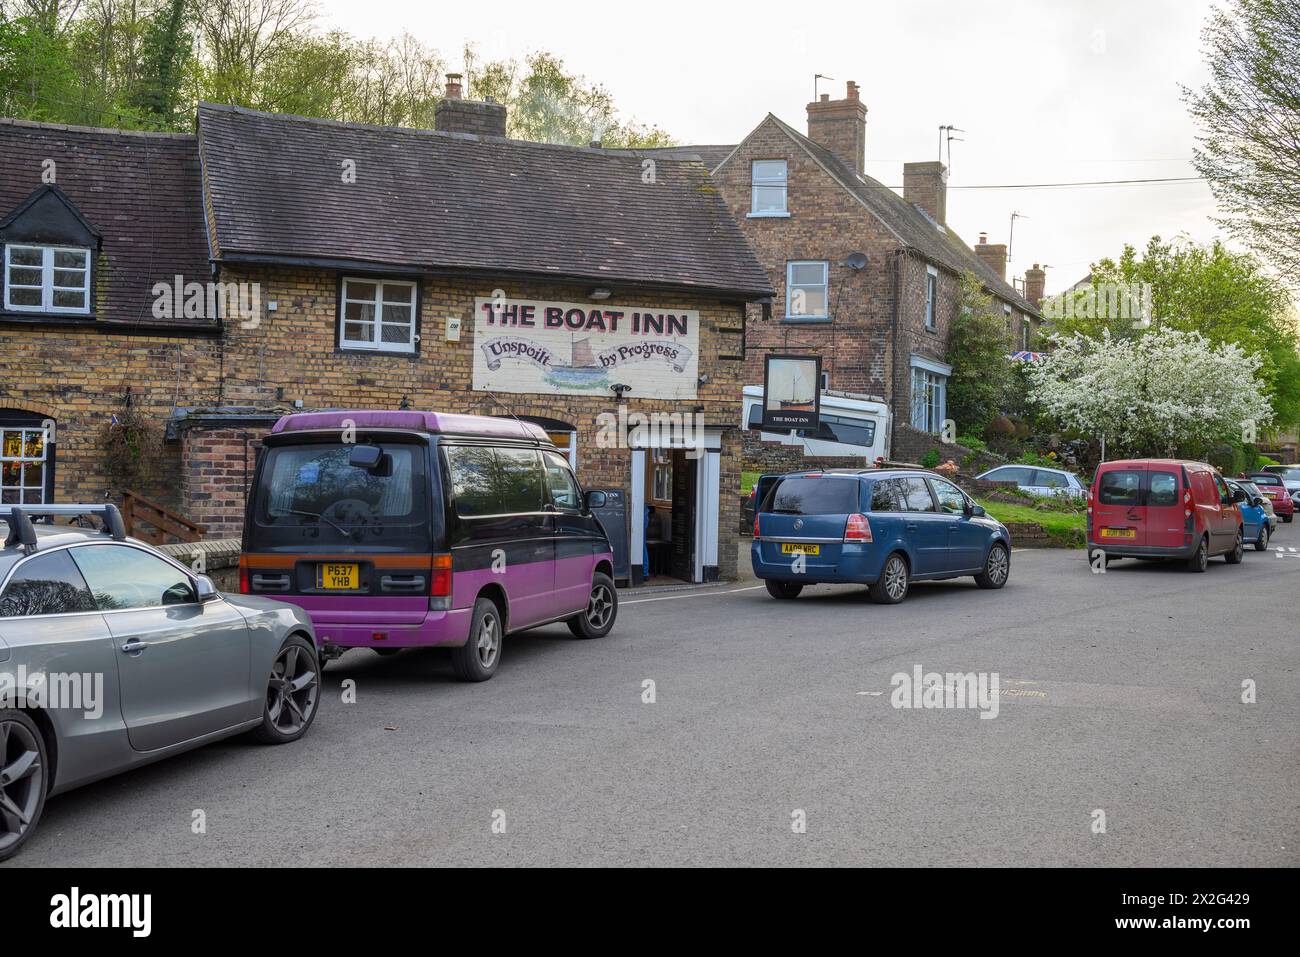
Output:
[{"left": 121, "top": 491, "right": 207, "bottom": 545}]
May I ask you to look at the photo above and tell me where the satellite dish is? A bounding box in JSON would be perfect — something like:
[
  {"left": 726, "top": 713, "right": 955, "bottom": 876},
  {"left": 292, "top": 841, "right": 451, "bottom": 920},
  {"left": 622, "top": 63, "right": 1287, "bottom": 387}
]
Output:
[{"left": 844, "top": 252, "right": 868, "bottom": 270}]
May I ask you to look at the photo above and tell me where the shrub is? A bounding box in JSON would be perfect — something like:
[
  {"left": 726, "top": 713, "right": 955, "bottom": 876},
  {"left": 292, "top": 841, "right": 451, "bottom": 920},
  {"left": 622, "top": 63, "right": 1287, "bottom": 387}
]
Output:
[{"left": 921, "top": 449, "right": 941, "bottom": 468}]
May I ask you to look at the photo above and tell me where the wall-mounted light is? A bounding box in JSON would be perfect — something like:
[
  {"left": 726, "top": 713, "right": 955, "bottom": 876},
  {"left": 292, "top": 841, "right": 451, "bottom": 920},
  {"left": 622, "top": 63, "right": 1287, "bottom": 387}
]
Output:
[
  {"left": 610, "top": 383, "right": 632, "bottom": 398},
  {"left": 698, "top": 373, "right": 711, "bottom": 385},
  {"left": 398, "top": 395, "right": 411, "bottom": 410},
  {"left": 589, "top": 288, "right": 612, "bottom": 300}
]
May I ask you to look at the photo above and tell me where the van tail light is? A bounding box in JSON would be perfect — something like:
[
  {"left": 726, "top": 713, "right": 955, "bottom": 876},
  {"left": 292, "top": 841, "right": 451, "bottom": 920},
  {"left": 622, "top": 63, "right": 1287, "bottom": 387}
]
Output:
[
  {"left": 1183, "top": 488, "right": 1193, "bottom": 519},
  {"left": 753, "top": 513, "right": 761, "bottom": 538},
  {"left": 1085, "top": 486, "right": 1093, "bottom": 514},
  {"left": 239, "top": 557, "right": 250, "bottom": 594},
  {"left": 430, "top": 554, "right": 453, "bottom": 597},
  {"left": 844, "top": 513, "right": 873, "bottom": 543}
]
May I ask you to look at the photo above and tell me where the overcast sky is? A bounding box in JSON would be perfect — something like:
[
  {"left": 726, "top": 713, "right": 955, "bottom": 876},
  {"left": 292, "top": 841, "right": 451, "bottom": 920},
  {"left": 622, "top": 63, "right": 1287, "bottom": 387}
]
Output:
[{"left": 325, "top": 0, "right": 1221, "bottom": 296}]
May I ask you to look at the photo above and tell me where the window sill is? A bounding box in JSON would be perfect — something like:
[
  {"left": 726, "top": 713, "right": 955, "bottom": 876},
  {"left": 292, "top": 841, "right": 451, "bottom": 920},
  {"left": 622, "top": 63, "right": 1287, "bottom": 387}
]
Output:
[
  {"left": 336, "top": 345, "right": 419, "bottom": 358},
  {"left": 781, "top": 315, "right": 831, "bottom": 324},
  {"left": 747, "top": 211, "right": 791, "bottom": 219}
]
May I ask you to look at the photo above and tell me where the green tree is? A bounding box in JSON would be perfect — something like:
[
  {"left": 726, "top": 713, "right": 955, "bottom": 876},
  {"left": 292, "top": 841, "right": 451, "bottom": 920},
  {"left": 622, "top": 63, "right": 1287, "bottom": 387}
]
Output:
[
  {"left": 1183, "top": 0, "right": 1300, "bottom": 281},
  {"left": 946, "top": 272, "right": 1014, "bottom": 436}
]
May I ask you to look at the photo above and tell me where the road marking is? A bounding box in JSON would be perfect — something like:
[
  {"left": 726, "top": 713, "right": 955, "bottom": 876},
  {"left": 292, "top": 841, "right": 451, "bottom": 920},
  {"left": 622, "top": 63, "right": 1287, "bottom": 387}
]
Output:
[{"left": 623, "top": 585, "right": 766, "bottom": 605}]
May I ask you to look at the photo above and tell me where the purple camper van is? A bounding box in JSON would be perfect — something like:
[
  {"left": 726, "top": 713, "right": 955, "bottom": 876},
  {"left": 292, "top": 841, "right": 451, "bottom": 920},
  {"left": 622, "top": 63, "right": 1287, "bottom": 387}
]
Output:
[{"left": 240, "top": 410, "right": 617, "bottom": 681}]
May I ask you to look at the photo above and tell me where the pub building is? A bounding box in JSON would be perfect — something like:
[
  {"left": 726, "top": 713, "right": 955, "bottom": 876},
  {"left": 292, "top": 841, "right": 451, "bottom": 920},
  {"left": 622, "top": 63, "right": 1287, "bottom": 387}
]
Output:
[{"left": 0, "top": 78, "right": 772, "bottom": 584}]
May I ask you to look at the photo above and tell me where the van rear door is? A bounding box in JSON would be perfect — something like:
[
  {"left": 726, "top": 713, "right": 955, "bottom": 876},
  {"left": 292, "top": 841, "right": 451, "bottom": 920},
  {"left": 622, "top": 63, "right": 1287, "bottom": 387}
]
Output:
[
  {"left": 1144, "top": 466, "right": 1186, "bottom": 550},
  {"left": 1092, "top": 463, "right": 1147, "bottom": 547}
]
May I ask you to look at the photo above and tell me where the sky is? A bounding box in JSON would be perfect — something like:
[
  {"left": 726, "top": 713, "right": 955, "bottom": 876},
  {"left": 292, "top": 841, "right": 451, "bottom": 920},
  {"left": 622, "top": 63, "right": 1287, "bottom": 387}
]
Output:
[{"left": 324, "top": 0, "right": 1223, "bottom": 297}]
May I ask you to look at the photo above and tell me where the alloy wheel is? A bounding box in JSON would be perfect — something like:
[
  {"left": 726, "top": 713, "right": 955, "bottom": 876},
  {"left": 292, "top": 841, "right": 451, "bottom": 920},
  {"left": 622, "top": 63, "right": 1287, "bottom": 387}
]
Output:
[
  {"left": 267, "top": 645, "right": 319, "bottom": 735},
  {"left": 476, "top": 612, "right": 500, "bottom": 668},
  {"left": 586, "top": 584, "right": 614, "bottom": 630},
  {"left": 0, "top": 720, "right": 43, "bottom": 855},
  {"left": 987, "top": 545, "right": 1010, "bottom": 585},
  {"left": 884, "top": 556, "right": 908, "bottom": 600}
]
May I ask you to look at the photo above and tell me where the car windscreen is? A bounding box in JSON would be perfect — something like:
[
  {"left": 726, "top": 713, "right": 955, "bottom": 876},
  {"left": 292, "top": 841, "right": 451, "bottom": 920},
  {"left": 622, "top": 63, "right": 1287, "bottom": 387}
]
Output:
[
  {"left": 762, "top": 477, "right": 859, "bottom": 515},
  {"left": 1248, "top": 474, "right": 1282, "bottom": 487},
  {"left": 250, "top": 441, "right": 433, "bottom": 549}
]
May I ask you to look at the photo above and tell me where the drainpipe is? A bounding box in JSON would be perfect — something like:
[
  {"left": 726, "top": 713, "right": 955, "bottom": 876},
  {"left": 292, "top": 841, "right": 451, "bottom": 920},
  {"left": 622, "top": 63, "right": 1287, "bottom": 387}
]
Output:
[{"left": 890, "top": 248, "right": 905, "bottom": 457}]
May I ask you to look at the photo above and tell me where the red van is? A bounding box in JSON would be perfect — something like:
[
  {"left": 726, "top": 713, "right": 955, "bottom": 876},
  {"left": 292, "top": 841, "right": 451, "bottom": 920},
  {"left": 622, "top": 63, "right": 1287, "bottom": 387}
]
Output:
[{"left": 1087, "top": 459, "right": 1246, "bottom": 572}]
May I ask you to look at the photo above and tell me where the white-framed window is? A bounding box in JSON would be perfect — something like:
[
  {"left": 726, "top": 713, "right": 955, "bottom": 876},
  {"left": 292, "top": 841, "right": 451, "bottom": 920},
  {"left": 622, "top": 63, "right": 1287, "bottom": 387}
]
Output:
[
  {"left": 909, "top": 358, "right": 950, "bottom": 434},
  {"left": 924, "top": 266, "right": 938, "bottom": 330},
  {"left": 785, "top": 261, "right": 828, "bottom": 320},
  {"left": 1003, "top": 303, "right": 1013, "bottom": 335},
  {"left": 0, "top": 426, "right": 49, "bottom": 504},
  {"left": 650, "top": 448, "right": 672, "bottom": 503},
  {"left": 3, "top": 244, "right": 91, "bottom": 314},
  {"left": 750, "top": 160, "right": 788, "bottom": 216},
  {"left": 1021, "top": 317, "right": 1031, "bottom": 351},
  {"left": 339, "top": 277, "right": 418, "bottom": 353}
]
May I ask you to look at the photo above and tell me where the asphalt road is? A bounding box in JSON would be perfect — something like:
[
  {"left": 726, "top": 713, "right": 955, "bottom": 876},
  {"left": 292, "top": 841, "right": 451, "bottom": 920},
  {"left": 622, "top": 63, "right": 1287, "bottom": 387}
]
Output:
[{"left": 10, "top": 527, "right": 1299, "bottom": 867}]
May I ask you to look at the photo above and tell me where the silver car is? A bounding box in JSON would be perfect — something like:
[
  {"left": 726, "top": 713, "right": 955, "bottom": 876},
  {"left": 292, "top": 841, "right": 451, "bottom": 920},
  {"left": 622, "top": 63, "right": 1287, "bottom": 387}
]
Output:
[
  {"left": 975, "top": 464, "right": 1086, "bottom": 498},
  {"left": 0, "top": 505, "right": 321, "bottom": 862}
]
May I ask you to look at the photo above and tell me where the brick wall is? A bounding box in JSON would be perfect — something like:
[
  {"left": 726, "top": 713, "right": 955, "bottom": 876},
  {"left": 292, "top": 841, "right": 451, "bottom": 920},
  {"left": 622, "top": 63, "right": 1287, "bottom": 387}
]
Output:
[
  {"left": 741, "top": 430, "right": 868, "bottom": 474},
  {"left": 0, "top": 327, "right": 221, "bottom": 508},
  {"left": 179, "top": 425, "right": 265, "bottom": 539}
]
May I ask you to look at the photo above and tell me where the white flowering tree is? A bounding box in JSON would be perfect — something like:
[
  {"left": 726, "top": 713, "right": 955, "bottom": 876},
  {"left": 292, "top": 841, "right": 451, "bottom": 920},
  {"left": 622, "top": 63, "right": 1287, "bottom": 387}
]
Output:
[{"left": 1027, "top": 328, "right": 1273, "bottom": 456}]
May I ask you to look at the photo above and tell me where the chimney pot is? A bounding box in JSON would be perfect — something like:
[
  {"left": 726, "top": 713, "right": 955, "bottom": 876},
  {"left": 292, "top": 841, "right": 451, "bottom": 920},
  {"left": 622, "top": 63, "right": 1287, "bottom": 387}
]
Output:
[
  {"left": 979, "top": 232, "right": 988, "bottom": 244},
  {"left": 1024, "top": 263, "right": 1047, "bottom": 308},
  {"left": 444, "top": 73, "right": 463, "bottom": 100}
]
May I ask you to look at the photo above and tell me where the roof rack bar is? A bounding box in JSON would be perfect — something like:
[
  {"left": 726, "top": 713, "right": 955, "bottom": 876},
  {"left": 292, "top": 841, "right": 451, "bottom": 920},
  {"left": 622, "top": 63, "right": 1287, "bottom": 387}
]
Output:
[{"left": 4, "top": 504, "right": 127, "bottom": 542}]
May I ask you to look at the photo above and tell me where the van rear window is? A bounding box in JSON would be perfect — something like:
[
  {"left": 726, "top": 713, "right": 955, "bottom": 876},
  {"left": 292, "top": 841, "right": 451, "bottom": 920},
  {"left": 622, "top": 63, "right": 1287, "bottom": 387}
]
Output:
[
  {"left": 1148, "top": 471, "right": 1179, "bottom": 506},
  {"left": 1098, "top": 470, "right": 1143, "bottom": 506},
  {"left": 262, "top": 445, "right": 419, "bottom": 522},
  {"left": 764, "top": 477, "right": 859, "bottom": 515}
]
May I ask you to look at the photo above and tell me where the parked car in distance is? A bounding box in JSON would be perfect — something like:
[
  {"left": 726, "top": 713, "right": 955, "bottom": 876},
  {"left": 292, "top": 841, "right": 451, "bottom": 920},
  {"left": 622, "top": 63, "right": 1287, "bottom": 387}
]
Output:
[
  {"left": 241, "top": 410, "right": 617, "bottom": 682},
  {"left": 1244, "top": 473, "right": 1294, "bottom": 522},
  {"left": 1225, "top": 478, "right": 1272, "bottom": 552},
  {"left": 976, "top": 464, "right": 1086, "bottom": 498},
  {"left": 1088, "top": 459, "right": 1245, "bottom": 571},
  {"left": 0, "top": 504, "right": 320, "bottom": 863},
  {"left": 1257, "top": 465, "right": 1300, "bottom": 511},
  {"left": 752, "top": 469, "right": 1012, "bottom": 604},
  {"left": 1239, "top": 481, "right": 1278, "bottom": 532}
]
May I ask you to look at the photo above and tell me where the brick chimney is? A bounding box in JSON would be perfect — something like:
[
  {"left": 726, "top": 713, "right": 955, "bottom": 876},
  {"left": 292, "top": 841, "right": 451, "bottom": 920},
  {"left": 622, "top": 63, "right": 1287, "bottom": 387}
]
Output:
[
  {"left": 1024, "top": 263, "right": 1046, "bottom": 308},
  {"left": 435, "top": 73, "right": 507, "bottom": 137},
  {"left": 903, "top": 161, "right": 948, "bottom": 226},
  {"left": 974, "top": 232, "right": 1008, "bottom": 281},
  {"left": 807, "top": 80, "right": 868, "bottom": 176}
]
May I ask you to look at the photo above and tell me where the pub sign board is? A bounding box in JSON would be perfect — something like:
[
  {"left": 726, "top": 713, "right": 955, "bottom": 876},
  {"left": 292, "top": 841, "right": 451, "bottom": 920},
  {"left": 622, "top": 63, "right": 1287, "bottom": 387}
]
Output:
[
  {"left": 472, "top": 297, "right": 699, "bottom": 400},
  {"left": 762, "top": 354, "right": 821, "bottom": 431}
]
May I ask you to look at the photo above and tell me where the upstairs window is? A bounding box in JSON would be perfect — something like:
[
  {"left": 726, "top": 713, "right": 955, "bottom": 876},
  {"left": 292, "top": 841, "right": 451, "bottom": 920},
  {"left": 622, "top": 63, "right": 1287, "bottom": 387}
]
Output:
[
  {"left": 785, "top": 261, "right": 829, "bottom": 320},
  {"left": 339, "top": 278, "right": 418, "bottom": 353},
  {"left": 4, "top": 245, "right": 91, "bottom": 314},
  {"left": 750, "top": 160, "right": 788, "bottom": 216}
]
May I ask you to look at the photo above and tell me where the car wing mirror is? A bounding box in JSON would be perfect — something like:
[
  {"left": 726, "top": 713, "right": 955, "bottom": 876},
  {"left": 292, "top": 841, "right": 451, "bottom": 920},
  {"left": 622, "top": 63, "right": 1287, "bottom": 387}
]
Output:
[
  {"left": 194, "top": 575, "right": 220, "bottom": 603},
  {"left": 1230, "top": 488, "right": 1246, "bottom": 503},
  {"left": 970, "top": 504, "right": 986, "bottom": 516},
  {"left": 584, "top": 490, "right": 607, "bottom": 510},
  {"left": 349, "top": 444, "right": 388, "bottom": 473}
]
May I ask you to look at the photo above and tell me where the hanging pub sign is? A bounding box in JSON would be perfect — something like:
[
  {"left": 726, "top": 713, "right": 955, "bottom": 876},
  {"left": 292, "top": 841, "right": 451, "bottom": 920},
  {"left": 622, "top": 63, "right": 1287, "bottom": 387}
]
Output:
[
  {"left": 472, "top": 297, "right": 699, "bottom": 400},
  {"left": 762, "top": 354, "right": 821, "bottom": 431}
]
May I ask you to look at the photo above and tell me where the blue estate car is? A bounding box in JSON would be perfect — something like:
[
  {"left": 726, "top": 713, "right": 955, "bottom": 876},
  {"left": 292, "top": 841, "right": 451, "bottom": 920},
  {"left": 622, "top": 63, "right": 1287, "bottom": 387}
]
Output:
[{"left": 751, "top": 469, "right": 1012, "bottom": 603}]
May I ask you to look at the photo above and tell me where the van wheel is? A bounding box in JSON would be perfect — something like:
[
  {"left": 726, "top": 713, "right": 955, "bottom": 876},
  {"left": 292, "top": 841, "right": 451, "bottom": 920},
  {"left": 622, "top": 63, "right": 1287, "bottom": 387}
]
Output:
[
  {"left": 868, "top": 553, "right": 910, "bottom": 604},
  {"left": 1224, "top": 529, "right": 1244, "bottom": 564},
  {"left": 764, "top": 580, "right": 803, "bottom": 600},
  {"left": 1283, "top": 514, "right": 1293, "bottom": 523},
  {"left": 1185, "top": 536, "right": 1209, "bottom": 573},
  {"left": 0, "top": 710, "right": 48, "bottom": 863},
  {"left": 373, "top": 648, "right": 402, "bottom": 657},
  {"left": 975, "top": 542, "right": 1010, "bottom": 589},
  {"left": 1255, "top": 526, "right": 1270, "bottom": 552},
  {"left": 453, "top": 597, "right": 502, "bottom": 681},
  {"left": 567, "top": 573, "right": 618, "bottom": 639}
]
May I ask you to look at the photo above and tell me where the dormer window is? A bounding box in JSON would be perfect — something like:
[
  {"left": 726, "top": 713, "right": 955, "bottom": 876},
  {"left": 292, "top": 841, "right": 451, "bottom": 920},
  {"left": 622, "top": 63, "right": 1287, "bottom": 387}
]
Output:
[
  {"left": 0, "top": 185, "right": 101, "bottom": 318},
  {"left": 4, "top": 245, "right": 91, "bottom": 314}
]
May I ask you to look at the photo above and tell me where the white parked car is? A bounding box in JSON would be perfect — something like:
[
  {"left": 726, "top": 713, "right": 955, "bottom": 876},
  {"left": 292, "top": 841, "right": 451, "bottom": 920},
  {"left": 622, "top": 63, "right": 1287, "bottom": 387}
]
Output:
[{"left": 976, "top": 464, "right": 1086, "bottom": 498}]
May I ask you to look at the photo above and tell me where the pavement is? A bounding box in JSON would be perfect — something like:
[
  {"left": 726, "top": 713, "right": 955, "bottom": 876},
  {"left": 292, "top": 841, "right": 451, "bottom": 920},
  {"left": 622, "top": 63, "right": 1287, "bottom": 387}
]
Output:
[{"left": 10, "top": 527, "right": 1299, "bottom": 867}]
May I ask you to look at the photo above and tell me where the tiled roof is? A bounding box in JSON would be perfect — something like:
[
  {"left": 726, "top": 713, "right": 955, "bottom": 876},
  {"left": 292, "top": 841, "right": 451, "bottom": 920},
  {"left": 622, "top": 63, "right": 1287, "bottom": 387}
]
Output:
[
  {"left": 197, "top": 104, "right": 772, "bottom": 299},
  {"left": 747, "top": 115, "right": 1039, "bottom": 316},
  {"left": 636, "top": 144, "right": 738, "bottom": 173},
  {"left": 0, "top": 118, "right": 215, "bottom": 330}
]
